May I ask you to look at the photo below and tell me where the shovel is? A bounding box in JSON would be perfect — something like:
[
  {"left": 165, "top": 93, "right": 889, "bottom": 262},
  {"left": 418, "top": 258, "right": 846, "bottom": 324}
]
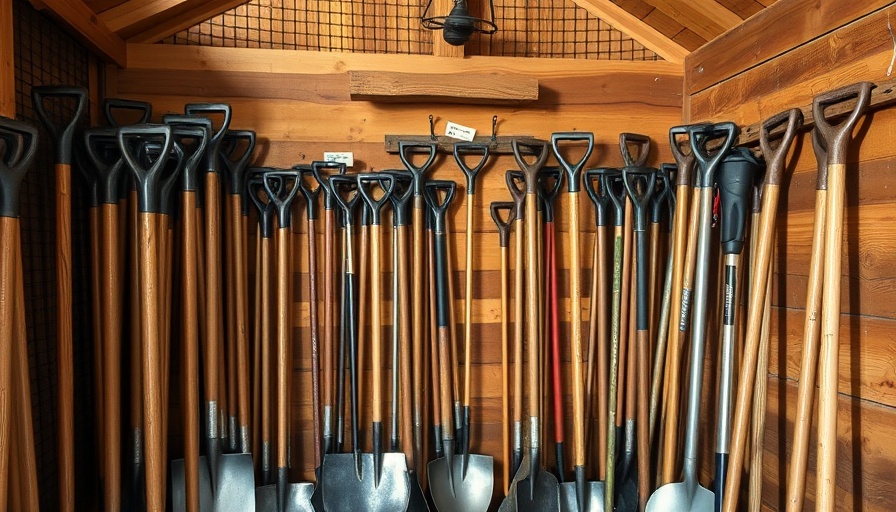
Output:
[
  {"left": 505, "top": 170, "right": 526, "bottom": 481},
  {"left": 255, "top": 169, "right": 315, "bottom": 512},
  {"left": 104, "top": 98, "right": 152, "bottom": 127},
  {"left": 646, "top": 122, "right": 738, "bottom": 512},
  {"left": 551, "top": 132, "right": 603, "bottom": 512}
]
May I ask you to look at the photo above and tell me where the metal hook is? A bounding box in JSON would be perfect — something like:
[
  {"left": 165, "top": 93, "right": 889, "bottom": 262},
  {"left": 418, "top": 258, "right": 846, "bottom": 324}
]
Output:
[
  {"left": 491, "top": 115, "right": 498, "bottom": 142},
  {"left": 429, "top": 115, "right": 436, "bottom": 140}
]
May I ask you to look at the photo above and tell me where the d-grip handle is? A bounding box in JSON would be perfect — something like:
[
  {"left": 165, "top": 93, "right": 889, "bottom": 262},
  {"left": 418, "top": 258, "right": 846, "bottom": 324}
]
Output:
[
  {"left": 759, "top": 108, "right": 804, "bottom": 186},
  {"left": 311, "top": 160, "right": 347, "bottom": 210},
  {"left": 551, "top": 131, "right": 594, "bottom": 193},
  {"left": 584, "top": 168, "right": 613, "bottom": 228},
  {"left": 454, "top": 142, "right": 490, "bottom": 194},
  {"left": 812, "top": 82, "right": 873, "bottom": 166},
  {"left": 247, "top": 169, "right": 276, "bottom": 240},
  {"left": 295, "top": 165, "right": 321, "bottom": 221},
  {"left": 84, "top": 128, "right": 126, "bottom": 205},
  {"left": 423, "top": 179, "right": 456, "bottom": 234},
  {"left": 504, "top": 170, "right": 525, "bottom": 221},
  {"left": 159, "top": 142, "right": 185, "bottom": 217},
  {"left": 717, "top": 148, "right": 760, "bottom": 256},
  {"left": 649, "top": 164, "right": 673, "bottom": 225},
  {"left": 167, "top": 123, "right": 210, "bottom": 193},
  {"left": 398, "top": 142, "right": 437, "bottom": 197},
  {"left": 490, "top": 201, "right": 515, "bottom": 249},
  {"left": 329, "top": 173, "right": 361, "bottom": 223},
  {"left": 669, "top": 124, "right": 706, "bottom": 187},
  {"left": 622, "top": 166, "right": 657, "bottom": 232},
  {"left": 0, "top": 117, "right": 39, "bottom": 218},
  {"left": 689, "top": 122, "right": 739, "bottom": 187},
  {"left": 357, "top": 173, "right": 395, "bottom": 225},
  {"left": 184, "top": 103, "right": 233, "bottom": 172},
  {"left": 104, "top": 98, "right": 152, "bottom": 127},
  {"left": 812, "top": 128, "right": 829, "bottom": 191},
  {"left": 221, "top": 130, "right": 256, "bottom": 195},
  {"left": 31, "top": 85, "right": 88, "bottom": 165},
  {"left": 537, "top": 167, "right": 563, "bottom": 222},
  {"left": 118, "top": 125, "right": 174, "bottom": 214},
  {"left": 385, "top": 170, "right": 414, "bottom": 227},
  {"left": 511, "top": 139, "right": 549, "bottom": 192},
  {"left": 262, "top": 169, "right": 301, "bottom": 229},
  {"left": 619, "top": 132, "right": 651, "bottom": 167},
  {"left": 602, "top": 169, "right": 626, "bottom": 227}
]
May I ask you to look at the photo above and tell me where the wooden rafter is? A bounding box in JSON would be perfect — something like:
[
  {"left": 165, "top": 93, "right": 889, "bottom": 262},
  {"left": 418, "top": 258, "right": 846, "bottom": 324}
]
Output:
[
  {"left": 98, "top": 0, "right": 199, "bottom": 39},
  {"left": 28, "top": 0, "right": 127, "bottom": 66},
  {"left": 641, "top": 0, "right": 741, "bottom": 41},
  {"left": 569, "top": 0, "right": 689, "bottom": 63},
  {"left": 125, "top": 0, "right": 249, "bottom": 44}
]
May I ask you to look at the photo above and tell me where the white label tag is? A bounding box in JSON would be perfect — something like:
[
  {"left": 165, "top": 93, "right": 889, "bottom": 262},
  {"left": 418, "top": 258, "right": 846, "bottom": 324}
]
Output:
[
  {"left": 323, "top": 152, "right": 354, "bottom": 168},
  {"left": 445, "top": 121, "right": 476, "bottom": 142}
]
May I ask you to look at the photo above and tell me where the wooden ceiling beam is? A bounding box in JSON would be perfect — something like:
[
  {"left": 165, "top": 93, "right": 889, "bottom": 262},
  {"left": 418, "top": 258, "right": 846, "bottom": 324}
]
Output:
[
  {"left": 28, "top": 0, "right": 127, "bottom": 66},
  {"left": 126, "top": 0, "right": 248, "bottom": 44},
  {"left": 569, "top": 0, "right": 688, "bottom": 63},
  {"left": 640, "top": 0, "right": 742, "bottom": 41},
  {"left": 99, "top": 0, "right": 192, "bottom": 36}
]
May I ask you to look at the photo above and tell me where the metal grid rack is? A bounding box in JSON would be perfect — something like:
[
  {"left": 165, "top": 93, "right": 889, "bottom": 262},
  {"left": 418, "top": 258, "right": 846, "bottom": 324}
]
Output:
[
  {"left": 164, "top": 0, "right": 660, "bottom": 61},
  {"left": 13, "top": 0, "right": 99, "bottom": 509}
]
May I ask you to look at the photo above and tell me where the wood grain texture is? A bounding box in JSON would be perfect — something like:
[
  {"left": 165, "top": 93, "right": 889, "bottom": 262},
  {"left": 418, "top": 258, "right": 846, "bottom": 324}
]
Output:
[
  {"left": 28, "top": 0, "right": 127, "bottom": 66},
  {"left": 125, "top": 0, "right": 248, "bottom": 43},
  {"left": 640, "top": 0, "right": 741, "bottom": 41},
  {"left": 348, "top": 70, "right": 538, "bottom": 104},
  {"left": 0, "top": 0, "right": 13, "bottom": 118}
]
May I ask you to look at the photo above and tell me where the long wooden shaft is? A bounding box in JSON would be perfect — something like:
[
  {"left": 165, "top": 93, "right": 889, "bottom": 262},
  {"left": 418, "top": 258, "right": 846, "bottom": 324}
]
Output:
[
  {"left": 276, "top": 226, "right": 290, "bottom": 470},
  {"left": 56, "top": 163, "right": 75, "bottom": 512},
  {"left": 253, "top": 231, "right": 262, "bottom": 462},
  {"left": 260, "top": 237, "right": 272, "bottom": 480},
  {"left": 464, "top": 197, "right": 474, "bottom": 408},
  {"left": 0, "top": 218, "right": 17, "bottom": 511},
  {"left": 513, "top": 218, "right": 524, "bottom": 466},
  {"left": 569, "top": 193, "right": 585, "bottom": 469},
  {"left": 89, "top": 206, "right": 105, "bottom": 468},
  {"left": 101, "top": 203, "right": 123, "bottom": 511},
  {"left": 128, "top": 190, "right": 144, "bottom": 493},
  {"left": 306, "top": 214, "right": 321, "bottom": 464},
  {"left": 525, "top": 191, "right": 541, "bottom": 466},
  {"left": 604, "top": 226, "right": 623, "bottom": 512},
  {"left": 748, "top": 275, "right": 772, "bottom": 512},
  {"left": 411, "top": 202, "right": 426, "bottom": 465},
  {"left": 397, "top": 225, "right": 415, "bottom": 468},
  {"left": 204, "top": 173, "right": 222, "bottom": 460},
  {"left": 225, "top": 201, "right": 237, "bottom": 449},
  {"left": 371, "top": 224, "right": 383, "bottom": 425},
  {"left": 501, "top": 243, "right": 510, "bottom": 494},
  {"left": 181, "top": 192, "right": 201, "bottom": 512},
  {"left": 322, "top": 209, "right": 336, "bottom": 452},
  {"left": 616, "top": 201, "right": 633, "bottom": 424},
  {"left": 231, "top": 196, "right": 251, "bottom": 453}
]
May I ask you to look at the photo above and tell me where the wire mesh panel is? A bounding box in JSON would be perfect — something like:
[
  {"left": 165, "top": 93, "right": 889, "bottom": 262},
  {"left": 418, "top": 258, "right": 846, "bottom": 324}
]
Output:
[
  {"left": 164, "top": 0, "right": 659, "bottom": 60},
  {"left": 13, "top": 0, "right": 99, "bottom": 510}
]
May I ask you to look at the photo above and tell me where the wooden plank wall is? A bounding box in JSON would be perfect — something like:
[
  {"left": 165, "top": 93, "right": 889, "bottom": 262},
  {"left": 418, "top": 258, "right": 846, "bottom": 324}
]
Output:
[
  {"left": 684, "top": 0, "right": 896, "bottom": 510},
  {"left": 113, "top": 43, "right": 683, "bottom": 499}
]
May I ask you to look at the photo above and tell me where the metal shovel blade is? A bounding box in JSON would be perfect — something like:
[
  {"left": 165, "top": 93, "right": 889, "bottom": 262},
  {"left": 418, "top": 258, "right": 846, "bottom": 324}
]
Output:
[
  {"left": 497, "top": 455, "right": 530, "bottom": 512},
  {"left": 645, "top": 482, "right": 713, "bottom": 512},
  {"left": 320, "top": 453, "right": 410, "bottom": 512},
  {"left": 559, "top": 481, "right": 605, "bottom": 512},
  {"left": 428, "top": 454, "right": 494, "bottom": 512},
  {"left": 255, "top": 482, "right": 315, "bottom": 512},
  {"left": 171, "top": 456, "right": 214, "bottom": 512},
  {"left": 213, "top": 453, "right": 257, "bottom": 512},
  {"left": 408, "top": 470, "right": 431, "bottom": 512},
  {"left": 515, "top": 468, "right": 560, "bottom": 511}
]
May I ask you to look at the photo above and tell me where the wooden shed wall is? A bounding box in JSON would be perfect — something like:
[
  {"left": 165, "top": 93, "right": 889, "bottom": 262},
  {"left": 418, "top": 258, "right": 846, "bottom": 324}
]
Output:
[
  {"left": 109, "top": 42, "right": 683, "bottom": 497},
  {"left": 685, "top": 0, "right": 896, "bottom": 510}
]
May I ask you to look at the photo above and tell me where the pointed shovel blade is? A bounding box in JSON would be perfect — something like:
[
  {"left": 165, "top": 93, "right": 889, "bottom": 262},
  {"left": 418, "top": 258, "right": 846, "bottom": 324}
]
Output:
[
  {"left": 320, "top": 453, "right": 410, "bottom": 512},
  {"left": 428, "top": 454, "right": 494, "bottom": 512}
]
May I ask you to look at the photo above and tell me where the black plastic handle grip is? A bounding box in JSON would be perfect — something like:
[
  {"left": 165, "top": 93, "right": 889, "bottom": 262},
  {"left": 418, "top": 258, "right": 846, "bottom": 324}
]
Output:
[
  {"left": 329, "top": 173, "right": 361, "bottom": 226},
  {"left": 263, "top": 169, "right": 301, "bottom": 229},
  {"left": 717, "top": 148, "right": 761, "bottom": 256},
  {"left": 184, "top": 103, "right": 233, "bottom": 173},
  {"left": 0, "top": 117, "right": 39, "bottom": 217},
  {"left": 584, "top": 168, "right": 614, "bottom": 228},
  {"left": 170, "top": 124, "right": 210, "bottom": 194},
  {"left": 423, "top": 179, "right": 456, "bottom": 234},
  {"left": 311, "top": 160, "right": 347, "bottom": 210},
  {"left": 84, "top": 128, "right": 126, "bottom": 205},
  {"left": 31, "top": 85, "right": 88, "bottom": 165},
  {"left": 104, "top": 98, "right": 152, "bottom": 127},
  {"left": 552, "top": 131, "right": 594, "bottom": 193},
  {"left": 811, "top": 128, "right": 829, "bottom": 191},
  {"left": 600, "top": 169, "right": 625, "bottom": 228},
  {"left": 619, "top": 132, "right": 651, "bottom": 167},
  {"left": 159, "top": 142, "right": 185, "bottom": 216},
  {"left": 689, "top": 122, "right": 739, "bottom": 188},
  {"left": 384, "top": 169, "right": 414, "bottom": 227},
  {"left": 537, "top": 167, "right": 563, "bottom": 222},
  {"left": 759, "top": 108, "right": 803, "bottom": 186},
  {"left": 357, "top": 172, "right": 395, "bottom": 226},
  {"left": 504, "top": 170, "right": 525, "bottom": 221},
  {"left": 398, "top": 142, "right": 438, "bottom": 197},
  {"left": 490, "top": 201, "right": 515, "bottom": 249},
  {"left": 622, "top": 166, "right": 657, "bottom": 232},
  {"left": 118, "top": 124, "right": 174, "bottom": 214},
  {"left": 649, "top": 164, "right": 673, "bottom": 225},
  {"left": 454, "top": 142, "right": 490, "bottom": 194},
  {"left": 669, "top": 124, "right": 707, "bottom": 188},
  {"left": 294, "top": 164, "right": 321, "bottom": 221},
  {"left": 812, "top": 82, "right": 873, "bottom": 166},
  {"left": 511, "top": 139, "right": 549, "bottom": 193},
  {"left": 221, "top": 130, "right": 256, "bottom": 196},
  {"left": 247, "top": 168, "right": 277, "bottom": 239}
]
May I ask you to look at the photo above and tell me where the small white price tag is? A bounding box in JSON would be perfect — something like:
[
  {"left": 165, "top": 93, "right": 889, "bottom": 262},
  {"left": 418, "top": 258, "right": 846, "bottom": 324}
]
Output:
[
  {"left": 445, "top": 121, "right": 476, "bottom": 142},
  {"left": 323, "top": 152, "right": 354, "bottom": 168}
]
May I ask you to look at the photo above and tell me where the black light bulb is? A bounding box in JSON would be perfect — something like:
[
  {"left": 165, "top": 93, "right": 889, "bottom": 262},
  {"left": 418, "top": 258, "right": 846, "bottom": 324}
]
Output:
[{"left": 442, "top": 1, "right": 475, "bottom": 46}]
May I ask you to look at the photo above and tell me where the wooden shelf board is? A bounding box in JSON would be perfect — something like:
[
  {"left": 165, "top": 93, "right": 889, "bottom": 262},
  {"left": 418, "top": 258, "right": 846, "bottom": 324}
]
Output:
[{"left": 349, "top": 70, "right": 538, "bottom": 105}]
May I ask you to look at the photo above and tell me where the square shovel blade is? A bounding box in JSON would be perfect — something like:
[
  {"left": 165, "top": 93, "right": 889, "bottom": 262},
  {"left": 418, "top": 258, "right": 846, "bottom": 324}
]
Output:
[
  {"left": 213, "top": 452, "right": 257, "bottom": 512},
  {"left": 515, "top": 469, "right": 560, "bottom": 512},
  {"left": 171, "top": 456, "right": 214, "bottom": 512},
  {"left": 255, "top": 482, "right": 315, "bottom": 512},
  {"left": 645, "top": 482, "right": 713, "bottom": 512},
  {"left": 320, "top": 453, "right": 410, "bottom": 512},
  {"left": 559, "top": 481, "right": 605, "bottom": 512},
  {"left": 428, "top": 454, "right": 494, "bottom": 512}
]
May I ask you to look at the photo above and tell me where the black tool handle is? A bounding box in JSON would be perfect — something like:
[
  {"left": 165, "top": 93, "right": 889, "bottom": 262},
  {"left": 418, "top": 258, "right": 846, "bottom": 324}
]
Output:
[
  {"left": 717, "top": 148, "right": 759, "bottom": 256},
  {"left": 357, "top": 173, "right": 395, "bottom": 226},
  {"left": 454, "top": 142, "right": 490, "bottom": 194},
  {"left": 812, "top": 82, "right": 873, "bottom": 166},
  {"left": 511, "top": 139, "right": 549, "bottom": 193},
  {"left": 619, "top": 132, "right": 651, "bottom": 167},
  {"left": 490, "top": 201, "right": 515, "bottom": 249},
  {"left": 426, "top": 181, "right": 456, "bottom": 329},
  {"left": 622, "top": 166, "right": 657, "bottom": 232},
  {"left": 602, "top": 169, "right": 626, "bottom": 228},
  {"left": 104, "top": 98, "right": 152, "bottom": 127},
  {"left": 689, "top": 122, "right": 739, "bottom": 188},
  {"left": 384, "top": 170, "right": 413, "bottom": 227},
  {"left": 649, "top": 164, "right": 673, "bottom": 225},
  {"left": 84, "top": 128, "right": 125, "bottom": 205},
  {"left": 669, "top": 124, "right": 706, "bottom": 188},
  {"left": 423, "top": 179, "right": 456, "bottom": 235},
  {"left": 118, "top": 124, "right": 174, "bottom": 214},
  {"left": 504, "top": 169, "right": 525, "bottom": 221},
  {"left": 552, "top": 131, "right": 594, "bottom": 193},
  {"left": 247, "top": 168, "right": 276, "bottom": 239},
  {"left": 399, "top": 142, "right": 437, "bottom": 197},
  {"left": 759, "top": 109, "right": 804, "bottom": 186},
  {"left": 159, "top": 142, "right": 185, "bottom": 217},
  {"left": 0, "top": 117, "right": 39, "bottom": 217},
  {"left": 330, "top": 174, "right": 361, "bottom": 226},
  {"left": 221, "top": 130, "right": 256, "bottom": 197},
  {"left": 311, "top": 160, "right": 347, "bottom": 210},
  {"left": 583, "top": 168, "right": 613, "bottom": 228},
  {"left": 32, "top": 86, "right": 88, "bottom": 165},
  {"left": 294, "top": 164, "right": 321, "bottom": 221},
  {"left": 184, "top": 103, "right": 233, "bottom": 173},
  {"left": 263, "top": 169, "right": 302, "bottom": 229},
  {"left": 168, "top": 123, "right": 210, "bottom": 193},
  {"left": 537, "top": 167, "right": 563, "bottom": 222}
]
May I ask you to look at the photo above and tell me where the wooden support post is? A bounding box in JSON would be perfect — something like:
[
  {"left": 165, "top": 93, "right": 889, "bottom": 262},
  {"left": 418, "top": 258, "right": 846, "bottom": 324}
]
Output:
[{"left": 1, "top": 0, "right": 14, "bottom": 118}]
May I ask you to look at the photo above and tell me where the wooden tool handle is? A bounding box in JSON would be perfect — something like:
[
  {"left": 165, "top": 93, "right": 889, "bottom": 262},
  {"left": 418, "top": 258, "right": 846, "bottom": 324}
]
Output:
[{"left": 812, "top": 82, "right": 873, "bottom": 165}]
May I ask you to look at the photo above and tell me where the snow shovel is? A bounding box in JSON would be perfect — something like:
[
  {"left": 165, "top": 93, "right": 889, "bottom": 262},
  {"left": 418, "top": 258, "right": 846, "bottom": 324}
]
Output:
[
  {"left": 184, "top": 103, "right": 257, "bottom": 511},
  {"left": 551, "top": 133, "right": 605, "bottom": 512},
  {"left": 255, "top": 169, "right": 315, "bottom": 512},
  {"left": 623, "top": 165, "right": 657, "bottom": 512},
  {"left": 104, "top": 98, "right": 152, "bottom": 127},
  {"left": 646, "top": 122, "right": 739, "bottom": 512},
  {"left": 509, "top": 140, "right": 560, "bottom": 512},
  {"left": 32, "top": 86, "right": 88, "bottom": 512}
]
